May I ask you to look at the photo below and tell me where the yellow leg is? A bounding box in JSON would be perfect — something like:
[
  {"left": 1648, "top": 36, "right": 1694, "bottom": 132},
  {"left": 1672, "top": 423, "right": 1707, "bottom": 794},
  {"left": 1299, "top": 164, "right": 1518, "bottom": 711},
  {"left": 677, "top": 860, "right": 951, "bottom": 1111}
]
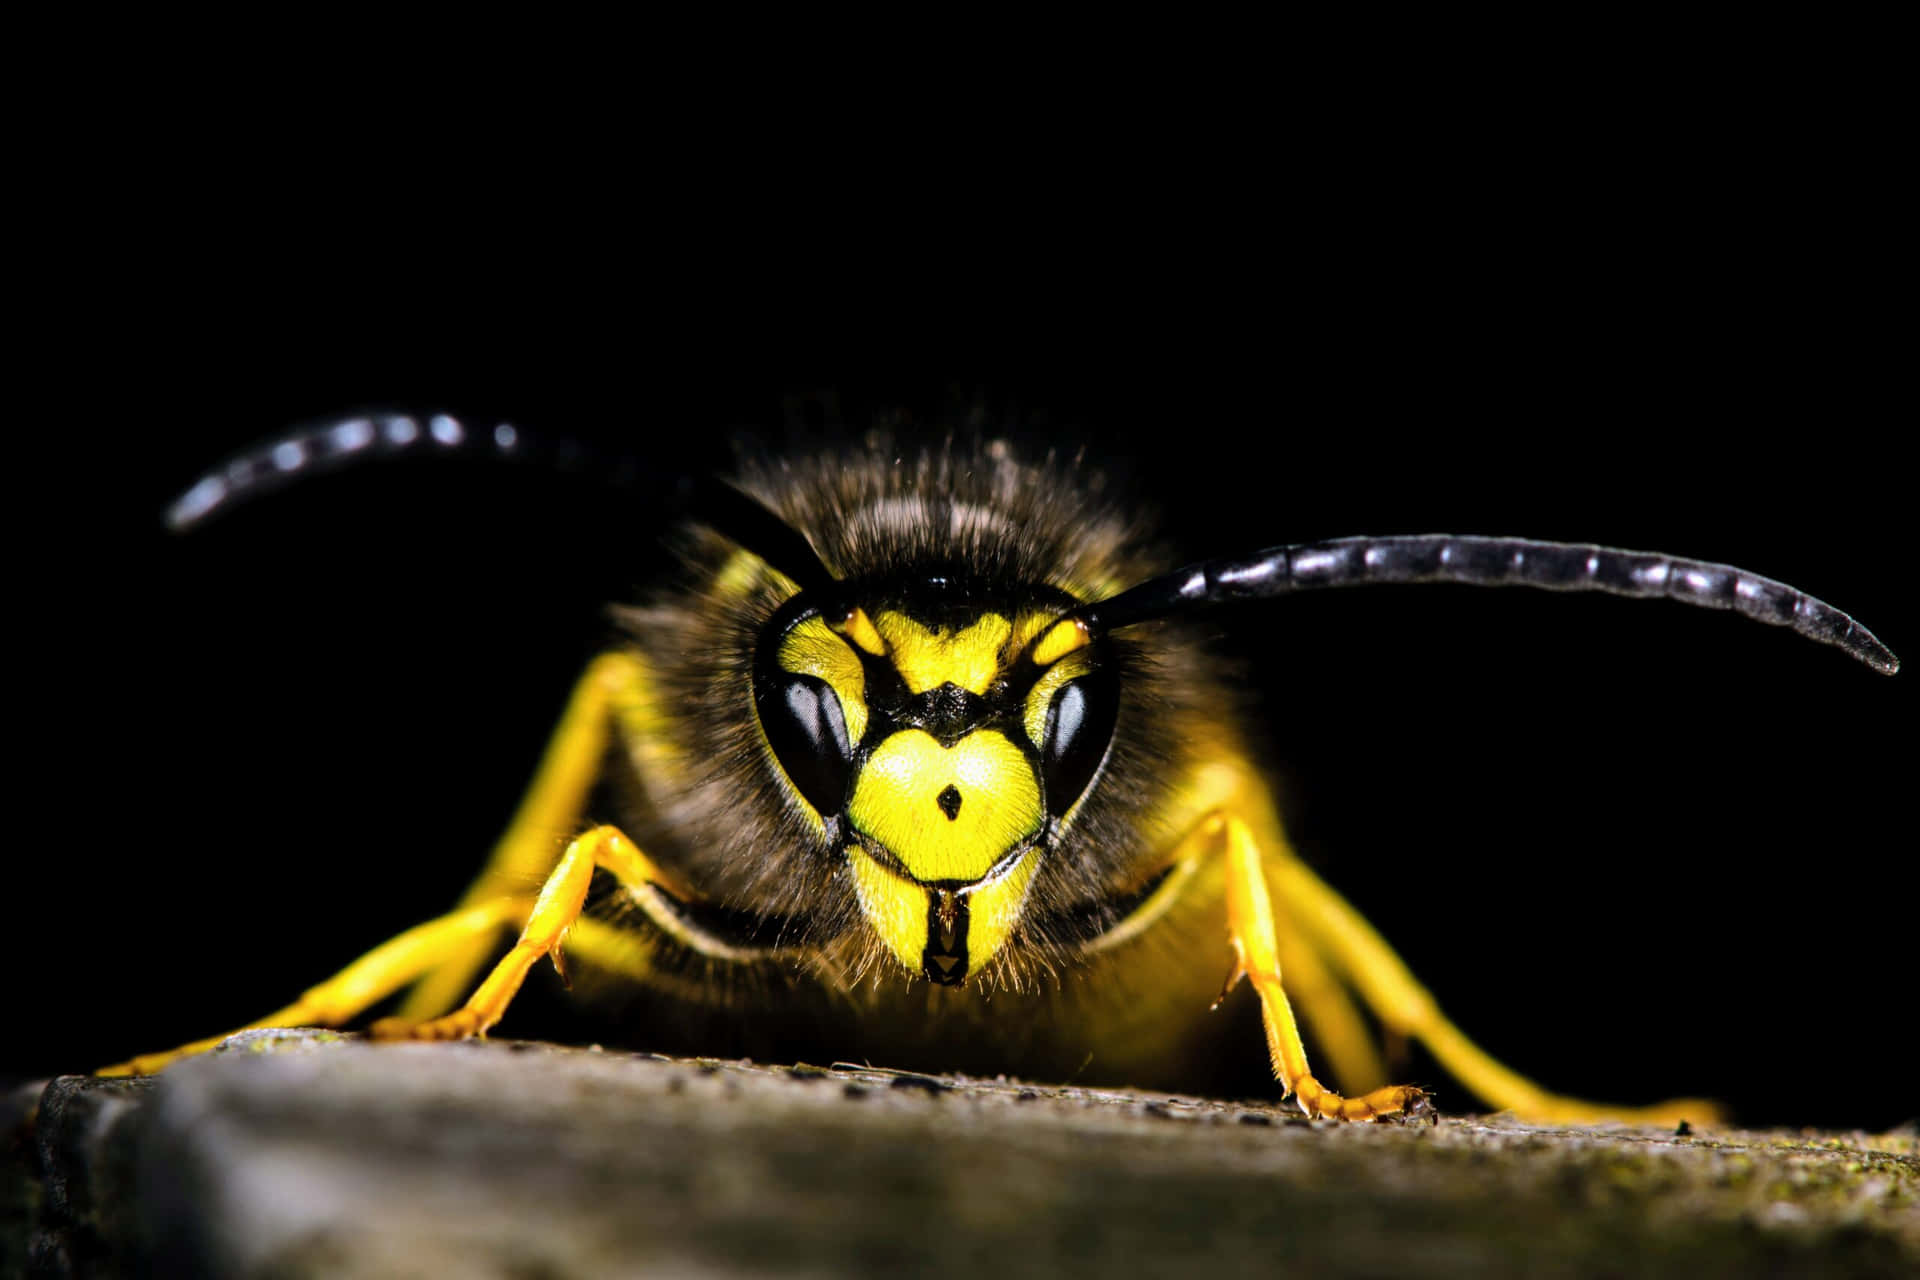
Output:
[
  {"left": 1264, "top": 847, "right": 1725, "bottom": 1126},
  {"left": 399, "top": 651, "right": 654, "bottom": 1020},
  {"left": 373, "top": 824, "right": 673, "bottom": 1043},
  {"left": 1267, "top": 888, "right": 1389, "bottom": 1096},
  {"left": 98, "top": 898, "right": 530, "bottom": 1076},
  {"left": 556, "top": 914, "right": 662, "bottom": 984},
  {"left": 1216, "top": 813, "right": 1429, "bottom": 1121}
]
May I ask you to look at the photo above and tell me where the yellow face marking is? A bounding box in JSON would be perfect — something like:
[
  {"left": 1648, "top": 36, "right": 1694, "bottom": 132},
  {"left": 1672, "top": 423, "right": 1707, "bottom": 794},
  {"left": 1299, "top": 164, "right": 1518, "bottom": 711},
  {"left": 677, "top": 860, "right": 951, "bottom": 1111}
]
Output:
[
  {"left": 848, "top": 846, "right": 929, "bottom": 973},
  {"left": 833, "top": 606, "right": 887, "bottom": 657},
  {"left": 872, "top": 612, "right": 1013, "bottom": 695},
  {"left": 1006, "top": 610, "right": 1056, "bottom": 659},
  {"left": 958, "top": 846, "right": 1040, "bottom": 966},
  {"left": 1032, "top": 616, "right": 1091, "bottom": 667},
  {"left": 848, "top": 729, "right": 1041, "bottom": 883},
  {"left": 774, "top": 617, "right": 868, "bottom": 746}
]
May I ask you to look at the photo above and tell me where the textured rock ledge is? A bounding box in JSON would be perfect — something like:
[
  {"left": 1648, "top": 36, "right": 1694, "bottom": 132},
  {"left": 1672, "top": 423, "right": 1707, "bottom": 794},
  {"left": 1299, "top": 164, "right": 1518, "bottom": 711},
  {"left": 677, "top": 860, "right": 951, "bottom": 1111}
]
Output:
[{"left": 6, "top": 1030, "right": 1916, "bottom": 1278}]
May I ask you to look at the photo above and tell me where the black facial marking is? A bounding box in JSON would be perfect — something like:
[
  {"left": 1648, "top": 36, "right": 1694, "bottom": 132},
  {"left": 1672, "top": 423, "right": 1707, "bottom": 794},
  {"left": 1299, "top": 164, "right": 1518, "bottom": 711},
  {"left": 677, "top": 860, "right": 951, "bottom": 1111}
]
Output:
[
  {"left": 923, "top": 890, "right": 970, "bottom": 984},
  {"left": 858, "top": 672, "right": 999, "bottom": 749},
  {"left": 936, "top": 784, "right": 963, "bottom": 820}
]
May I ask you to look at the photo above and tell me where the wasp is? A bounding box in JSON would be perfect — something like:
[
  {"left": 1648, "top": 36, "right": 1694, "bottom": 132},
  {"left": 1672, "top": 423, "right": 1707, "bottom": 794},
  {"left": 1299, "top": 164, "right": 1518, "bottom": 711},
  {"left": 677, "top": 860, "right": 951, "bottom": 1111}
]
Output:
[{"left": 103, "top": 412, "right": 1899, "bottom": 1124}]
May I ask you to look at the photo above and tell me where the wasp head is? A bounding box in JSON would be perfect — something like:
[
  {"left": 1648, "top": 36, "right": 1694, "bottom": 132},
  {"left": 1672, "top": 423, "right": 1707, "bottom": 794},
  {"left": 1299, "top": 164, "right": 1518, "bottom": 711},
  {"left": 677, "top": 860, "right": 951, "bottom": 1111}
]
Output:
[{"left": 753, "top": 577, "right": 1117, "bottom": 984}]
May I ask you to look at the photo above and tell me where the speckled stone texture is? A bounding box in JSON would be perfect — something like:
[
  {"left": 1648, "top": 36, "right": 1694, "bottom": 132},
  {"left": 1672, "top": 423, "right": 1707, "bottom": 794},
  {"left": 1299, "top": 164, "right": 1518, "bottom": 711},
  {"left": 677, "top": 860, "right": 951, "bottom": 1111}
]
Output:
[{"left": 7, "top": 1030, "right": 1916, "bottom": 1278}]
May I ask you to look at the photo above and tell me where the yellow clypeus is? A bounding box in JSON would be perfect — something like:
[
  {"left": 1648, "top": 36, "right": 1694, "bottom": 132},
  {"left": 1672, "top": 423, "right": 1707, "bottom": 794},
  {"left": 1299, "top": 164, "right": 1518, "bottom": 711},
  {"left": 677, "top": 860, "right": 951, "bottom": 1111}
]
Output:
[{"left": 847, "top": 729, "right": 1040, "bottom": 883}]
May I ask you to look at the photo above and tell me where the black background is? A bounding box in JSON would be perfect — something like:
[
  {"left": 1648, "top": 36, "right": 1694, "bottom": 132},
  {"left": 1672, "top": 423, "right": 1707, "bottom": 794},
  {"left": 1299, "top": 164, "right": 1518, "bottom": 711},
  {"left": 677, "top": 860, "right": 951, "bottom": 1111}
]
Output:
[{"left": 16, "top": 116, "right": 1910, "bottom": 1131}]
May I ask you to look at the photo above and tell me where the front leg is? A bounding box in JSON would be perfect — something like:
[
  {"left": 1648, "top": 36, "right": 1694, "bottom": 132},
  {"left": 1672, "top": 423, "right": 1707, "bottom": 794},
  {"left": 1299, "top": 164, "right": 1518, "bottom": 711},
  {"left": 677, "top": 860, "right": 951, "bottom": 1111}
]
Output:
[
  {"left": 400, "top": 650, "right": 654, "bottom": 1021},
  {"left": 1215, "top": 813, "right": 1431, "bottom": 1122},
  {"left": 373, "top": 824, "right": 683, "bottom": 1043}
]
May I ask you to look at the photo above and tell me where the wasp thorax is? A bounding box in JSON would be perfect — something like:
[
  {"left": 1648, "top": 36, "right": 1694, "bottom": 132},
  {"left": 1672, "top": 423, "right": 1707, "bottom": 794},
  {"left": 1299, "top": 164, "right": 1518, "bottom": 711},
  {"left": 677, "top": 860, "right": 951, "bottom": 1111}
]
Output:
[{"left": 752, "top": 586, "right": 1120, "bottom": 985}]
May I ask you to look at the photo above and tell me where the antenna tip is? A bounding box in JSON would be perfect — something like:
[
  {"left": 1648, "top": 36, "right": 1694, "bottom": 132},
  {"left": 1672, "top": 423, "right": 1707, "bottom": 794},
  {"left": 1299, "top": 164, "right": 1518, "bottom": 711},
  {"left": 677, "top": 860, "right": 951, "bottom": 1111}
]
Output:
[
  {"left": 1852, "top": 630, "right": 1900, "bottom": 676},
  {"left": 164, "top": 474, "right": 228, "bottom": 532}
]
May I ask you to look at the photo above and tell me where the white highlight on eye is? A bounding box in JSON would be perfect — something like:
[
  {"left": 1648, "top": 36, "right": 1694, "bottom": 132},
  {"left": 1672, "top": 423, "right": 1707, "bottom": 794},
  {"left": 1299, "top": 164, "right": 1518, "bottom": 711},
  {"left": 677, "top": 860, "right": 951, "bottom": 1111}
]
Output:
[
  {"left": 430, "top": 414, "right": 463, "bottom": 446},
  {"left": 383, "top": 416, "right": 419, "bottom": 445},
  {"left": 493, "top": 423, "right": 519, "bottom": 451},
  {"left": 271, "top": 441, "right": 306, "bottom": 472}
]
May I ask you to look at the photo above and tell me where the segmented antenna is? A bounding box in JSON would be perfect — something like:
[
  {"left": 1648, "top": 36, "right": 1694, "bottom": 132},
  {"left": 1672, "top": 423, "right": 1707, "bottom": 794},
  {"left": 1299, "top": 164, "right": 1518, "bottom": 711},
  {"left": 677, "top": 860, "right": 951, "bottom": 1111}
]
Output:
[
  {"left": 1084, "top": 535, "right": 1898, "bottom": 675},
  {"left": 164, "top": 411, "right": 837, "bottom": 592},
  {"left": 165, "top": 412, "right": 523, "bottom": 531}
]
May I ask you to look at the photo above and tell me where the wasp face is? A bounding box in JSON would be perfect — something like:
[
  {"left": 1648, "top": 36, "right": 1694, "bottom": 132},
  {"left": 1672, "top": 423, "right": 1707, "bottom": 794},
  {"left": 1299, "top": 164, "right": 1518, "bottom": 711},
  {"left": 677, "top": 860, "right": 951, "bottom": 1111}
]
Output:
[{"left": 753, "top": 579, "right": 1119, "bottom": 985}]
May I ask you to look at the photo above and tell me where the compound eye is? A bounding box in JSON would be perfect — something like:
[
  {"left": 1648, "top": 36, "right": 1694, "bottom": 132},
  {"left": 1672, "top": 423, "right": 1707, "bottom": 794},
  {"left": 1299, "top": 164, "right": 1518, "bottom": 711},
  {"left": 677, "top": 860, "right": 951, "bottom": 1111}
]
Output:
[
  {"left": 759, "top": 674, "right": 855, "bottom": 816},
  {"left": 1039, "top": 672, "right": 1118, "bottom": 813}
]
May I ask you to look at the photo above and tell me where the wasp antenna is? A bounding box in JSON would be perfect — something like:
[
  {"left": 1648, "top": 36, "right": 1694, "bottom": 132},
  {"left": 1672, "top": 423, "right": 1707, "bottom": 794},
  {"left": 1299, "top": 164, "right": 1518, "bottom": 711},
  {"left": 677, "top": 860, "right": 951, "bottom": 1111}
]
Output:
[
  {"left": 165, "top": 411, "right": 838, "bottom": 591},
  {"left": 1083, "top": 534, "right": 1899, "bottom": 675},
  {"left": 163, "top": 412, "right": 518, "bottom": 532},
  {"left": 683, "top": 475, "right": 837, "bottom": 592}
]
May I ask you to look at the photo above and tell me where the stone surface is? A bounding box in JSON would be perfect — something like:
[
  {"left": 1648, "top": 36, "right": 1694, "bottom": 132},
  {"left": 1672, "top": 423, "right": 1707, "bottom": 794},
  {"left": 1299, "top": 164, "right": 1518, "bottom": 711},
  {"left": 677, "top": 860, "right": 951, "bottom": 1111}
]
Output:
[{"left": 8, "top": 1029, "right": 1917, "bottom": 1278}]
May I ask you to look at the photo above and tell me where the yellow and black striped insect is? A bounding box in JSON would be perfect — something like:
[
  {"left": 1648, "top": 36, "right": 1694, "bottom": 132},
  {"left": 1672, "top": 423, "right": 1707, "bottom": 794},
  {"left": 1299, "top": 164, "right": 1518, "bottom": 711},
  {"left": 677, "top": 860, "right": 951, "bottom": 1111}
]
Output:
[{"left": 105, "top": 412, "right": 1900, "bottom": 1124}]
